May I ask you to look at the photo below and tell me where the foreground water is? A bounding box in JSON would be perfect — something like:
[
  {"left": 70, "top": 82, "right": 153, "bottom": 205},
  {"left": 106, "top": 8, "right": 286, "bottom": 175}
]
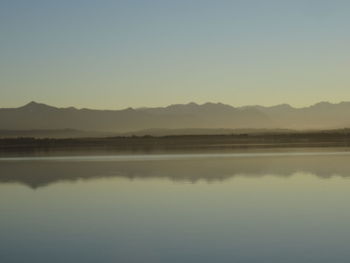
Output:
[{"left": 1, "top": 150, "right": 350, "bottom": 262}]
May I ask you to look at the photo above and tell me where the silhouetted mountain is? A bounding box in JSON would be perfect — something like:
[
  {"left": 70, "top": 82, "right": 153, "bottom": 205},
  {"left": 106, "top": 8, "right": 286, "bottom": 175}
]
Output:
[
  {"left": 1, "top": 101, "right": 350, "bottom": 134},
  {"left": 245, "top": 101, "right": 350, "bottom": 129},
  {"left": 0, "top": 101, "right": 272, "bottom": 132}
]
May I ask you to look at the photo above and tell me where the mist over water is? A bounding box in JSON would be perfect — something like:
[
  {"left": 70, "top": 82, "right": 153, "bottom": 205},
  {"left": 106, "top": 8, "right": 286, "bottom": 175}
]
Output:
[{"left": 1, "top": 150, "right": 350, "bottom": 262}]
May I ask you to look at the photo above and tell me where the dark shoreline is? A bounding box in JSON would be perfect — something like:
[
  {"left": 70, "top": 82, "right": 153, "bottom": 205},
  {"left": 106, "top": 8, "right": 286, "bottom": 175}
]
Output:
[{"left": 1, "top": 132, "right": 350, "bottom": 156}]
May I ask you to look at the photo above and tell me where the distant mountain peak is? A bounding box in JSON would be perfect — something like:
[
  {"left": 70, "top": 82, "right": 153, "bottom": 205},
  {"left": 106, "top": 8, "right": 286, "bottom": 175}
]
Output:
[
  {"left": 270, "top": 103, "right": 293, "bottom": 109},
  {"left": 25, "top": 101, "right": 40, "bottom": 106},
  {"left": 166, "top": 102, "right": 199, "bottom": 109},
  {"left": 164, "top": 102, "right": 235, "bottom": 113},
  {"left": 309, "top": 101, "right": 333, "bottom": 109},
  {"left": 21, "top": 101, "right": 55, "bottom": 110},
  {"left": 314, "top": 101, "right": 331, "bottom": 105}
]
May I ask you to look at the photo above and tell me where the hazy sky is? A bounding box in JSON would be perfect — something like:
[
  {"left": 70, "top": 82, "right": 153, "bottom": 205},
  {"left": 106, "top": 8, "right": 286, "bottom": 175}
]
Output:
[{"left": 1, "top": 0, "right": 349, "bottom": 109}]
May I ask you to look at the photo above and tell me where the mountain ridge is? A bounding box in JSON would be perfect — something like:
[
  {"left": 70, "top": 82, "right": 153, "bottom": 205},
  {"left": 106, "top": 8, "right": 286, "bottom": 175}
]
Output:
[
  {"left": 8, "top": 100, "right": 350, "bottom": 111},
  {"left": 1, "top": 101, "right": 350, "bottom": 132}
]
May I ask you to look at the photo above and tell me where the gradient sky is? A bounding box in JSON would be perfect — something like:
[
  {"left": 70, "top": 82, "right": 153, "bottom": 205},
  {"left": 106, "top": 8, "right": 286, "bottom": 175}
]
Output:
[{"left": 1, "top": 0, "right": 349, "bottom": 109}]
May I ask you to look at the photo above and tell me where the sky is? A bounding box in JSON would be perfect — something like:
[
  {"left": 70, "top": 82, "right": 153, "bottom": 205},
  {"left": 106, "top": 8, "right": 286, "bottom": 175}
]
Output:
[{"left": 1, "top": 0, "right": 349, "bottom": 109}]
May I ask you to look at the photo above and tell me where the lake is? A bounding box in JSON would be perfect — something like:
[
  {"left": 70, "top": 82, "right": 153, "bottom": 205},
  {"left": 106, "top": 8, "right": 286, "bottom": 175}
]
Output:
[{"left": 1, "top": 149, "right": 350, "bottom": 262}]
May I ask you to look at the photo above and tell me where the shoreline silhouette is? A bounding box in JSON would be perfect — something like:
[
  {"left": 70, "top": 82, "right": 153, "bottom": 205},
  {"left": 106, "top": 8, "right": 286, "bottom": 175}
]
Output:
[{"left": 1, "top": 131, "right": 350, "bottom": 155}]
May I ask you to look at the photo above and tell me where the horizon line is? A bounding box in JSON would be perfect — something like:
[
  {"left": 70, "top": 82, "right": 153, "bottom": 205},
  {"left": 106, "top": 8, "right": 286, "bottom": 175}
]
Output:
[{"left": 2, "top": 100, "right": 350, "bottom": 111}]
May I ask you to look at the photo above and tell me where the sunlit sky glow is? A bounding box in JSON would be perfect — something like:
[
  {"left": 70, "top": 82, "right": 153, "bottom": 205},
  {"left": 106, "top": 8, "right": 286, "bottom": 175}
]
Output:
[{"left": 1, "top": 0, "right": 349, "bottom": 109}]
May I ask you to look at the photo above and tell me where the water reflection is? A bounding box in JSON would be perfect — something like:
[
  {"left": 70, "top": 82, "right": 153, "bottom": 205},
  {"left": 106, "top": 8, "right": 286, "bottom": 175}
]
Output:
[
  {"left": 1, "top": 152, "right": 350, "bottom": 188},
  {"left": 2, "top": 151, "right": 350, "bottom": 263}
]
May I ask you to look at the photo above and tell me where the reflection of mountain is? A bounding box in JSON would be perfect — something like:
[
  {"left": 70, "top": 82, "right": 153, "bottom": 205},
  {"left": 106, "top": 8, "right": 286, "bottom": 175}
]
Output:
[
  {"left": 2, "top": 101, "right": 350, "bottom": 134},
  {"left": 1, "top": 154, "right": 349, "bottom": 189}
]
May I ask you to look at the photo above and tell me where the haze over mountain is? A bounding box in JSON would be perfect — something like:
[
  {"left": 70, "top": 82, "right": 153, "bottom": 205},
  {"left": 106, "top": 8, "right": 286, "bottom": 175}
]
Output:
[{"left": 1, "top": 101, "right": 350, "bottom": 135}]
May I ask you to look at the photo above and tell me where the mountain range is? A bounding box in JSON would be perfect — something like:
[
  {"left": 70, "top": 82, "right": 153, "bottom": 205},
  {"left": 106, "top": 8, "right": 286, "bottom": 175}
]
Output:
[{"left": 1, "top": 101, "right": 350, "bottom": 135}]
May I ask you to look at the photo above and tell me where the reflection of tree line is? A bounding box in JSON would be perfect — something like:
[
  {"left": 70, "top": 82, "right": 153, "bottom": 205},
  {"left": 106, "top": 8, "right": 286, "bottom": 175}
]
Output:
[
  {"left": 0, "top": 154, "right": 349, "bottom": 189},
  {"left": 1, "top": 133, "right": 350, "bottom": 151}
]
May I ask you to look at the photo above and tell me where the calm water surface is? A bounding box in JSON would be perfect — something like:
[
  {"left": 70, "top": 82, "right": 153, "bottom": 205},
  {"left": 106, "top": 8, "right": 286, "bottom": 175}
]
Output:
[{"left": 1, "top": 150, "right": 350, "bottom": 262}]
